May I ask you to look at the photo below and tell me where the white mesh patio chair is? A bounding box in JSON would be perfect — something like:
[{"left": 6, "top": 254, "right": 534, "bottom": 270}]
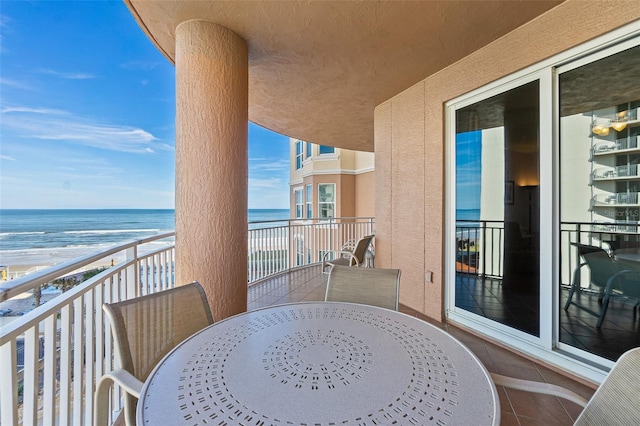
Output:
[
  {"left": 94, "top": 281, "right": 214, "bottom": 426},
  {"left": 491, "top": 347, "right": 640, "bottom": 424},
  {"left": 325, "top": 265, "right": 401, "bottom": 310}
]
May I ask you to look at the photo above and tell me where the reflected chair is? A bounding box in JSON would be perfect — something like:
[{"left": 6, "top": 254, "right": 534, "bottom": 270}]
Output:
[
  {"left": 321, "top": 234, "right": 374, "bottom": 273},
  {"left": 492, "top": 347, "right": 640, "bottom": 425},
  {"left": 564, "top": 243, "right": 640, "bottom": 328},
  {"left": 325, "top": 265, "right": 401, "bottom": 310},
  {"left": 94, "top": 281, "right": 214, "bottom": 426}
]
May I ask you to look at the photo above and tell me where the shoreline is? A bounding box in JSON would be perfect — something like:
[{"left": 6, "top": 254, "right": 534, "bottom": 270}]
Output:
[
  {"left": 0, "top": 242, "right": 173, "bottom": 281},
  {"left": 1, "top": 260, "right": 116, "bottom": 282}
]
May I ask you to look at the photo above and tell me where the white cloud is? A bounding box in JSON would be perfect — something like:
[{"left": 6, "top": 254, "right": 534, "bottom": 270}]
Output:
[
  {"left": 0, "top": 155, "right": 16, "bottom": 161},
  {"left": 249, "top": 177, "right": 285, "bottom": 189},
  {"left": 1, "top": 106, "right": 68, "bottom": 115},
  {"left": 38, "top": 69, "right": 96, "bottom": 80},
  {"left": 0, "top": 77, "right": 33, "bottom": 90},
  {"left": 1, "top": 106, "right": 162, "bottom": 154},
  {"left": 249, "top": 158, "right": 289, "bottom": 172},
  {"left": 0, "top": 15, "right": 11, "bottom": 53},
  {"left": 155, "top": 142, "right": 175, "bottom": 151}
]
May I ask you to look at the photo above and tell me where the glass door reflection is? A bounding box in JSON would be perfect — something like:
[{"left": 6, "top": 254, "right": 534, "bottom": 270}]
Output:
[{"left": 455, "top": 80, "right": 540, "bottom": 336}]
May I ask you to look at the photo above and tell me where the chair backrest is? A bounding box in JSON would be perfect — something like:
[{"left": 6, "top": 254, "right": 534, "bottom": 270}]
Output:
[
  {"left": 351, "top": 234, "right": 375, "bottom": 265},
  {"left": 325, "top": 265, "right": 400, "bottom": 310},
  {"left": 103, "top": 281, "right": 214, "bottom": 423},
  {"left": 575, "top": 347, "right": 640, "bottom": 425},
  {"left": 573, "top": 243, "right": 617, "bottom": 288}
]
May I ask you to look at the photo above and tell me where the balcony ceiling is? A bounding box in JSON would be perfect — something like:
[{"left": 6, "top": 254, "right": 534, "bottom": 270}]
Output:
[{"left": 125, "top": 0, "right": 562, "bottom": 152}]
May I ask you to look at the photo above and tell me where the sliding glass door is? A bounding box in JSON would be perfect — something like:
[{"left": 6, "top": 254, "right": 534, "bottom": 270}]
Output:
[
  {"left": 558, "top": 42, "right": 640, "bottom": 361},
  {"left": 453, "top": 80, "right": 540, "bottom": 337},
  {"left": 448, "top": 32, "right": 640, "bottom": 372}
]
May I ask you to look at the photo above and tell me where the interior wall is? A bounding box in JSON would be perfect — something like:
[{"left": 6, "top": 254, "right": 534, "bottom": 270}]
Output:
[{"left": 374, "top": 0, "right": 640, "bottom": 320}]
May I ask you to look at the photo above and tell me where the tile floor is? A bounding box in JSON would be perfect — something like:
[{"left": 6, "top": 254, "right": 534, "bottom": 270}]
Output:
[
  {"left": 455, "top": 274, "right": 640, "bottom": 362},
  {"left": 248, "top": 266, "right": 597, "bottom": 426}
]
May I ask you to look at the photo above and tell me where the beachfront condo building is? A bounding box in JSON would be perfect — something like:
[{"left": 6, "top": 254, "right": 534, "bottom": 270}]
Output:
[
  {"left": 288, "top": 139, "right": 375, "bottom": 267},
  {"left": 289, "top": 139, "right": 374, "bottom": 220}
]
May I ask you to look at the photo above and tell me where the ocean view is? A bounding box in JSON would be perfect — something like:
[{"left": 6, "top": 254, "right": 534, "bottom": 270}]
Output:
[{"left": 0, "top": 209, "right": 290, "bottom": 268}]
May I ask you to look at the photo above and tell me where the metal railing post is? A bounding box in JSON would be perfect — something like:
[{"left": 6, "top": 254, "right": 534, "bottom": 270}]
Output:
[{"left": 481, "top": 221, "right": 487, "bottom": 279}]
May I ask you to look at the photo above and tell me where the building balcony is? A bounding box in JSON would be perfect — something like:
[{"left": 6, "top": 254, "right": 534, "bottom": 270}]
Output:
[
  {"left": 591, "top": 192, "right": 640, "bottom": 207},
  {"left": 0, "top": 218, "right": 596, "bottom": 425},
  {"left": 591, "top": 221, "right": 640, "bottom": 234},
  {"left": 592, "top": 164, "right": 640, "bottom": 181},
  {"left": 592, "top": 135, "right": 640, "bottom": 156}
]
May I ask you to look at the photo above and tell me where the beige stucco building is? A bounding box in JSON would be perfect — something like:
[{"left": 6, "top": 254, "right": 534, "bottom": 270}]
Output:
[
  {"left": 289, "top": 139, "right": 374, "bottom": 220},
  {"left": 125, "top": 0, "right": 640, "bottom": 382}
]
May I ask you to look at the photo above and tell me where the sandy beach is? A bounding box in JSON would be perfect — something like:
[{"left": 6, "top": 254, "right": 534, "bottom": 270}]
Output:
[
  {"left": 0, "top": 241, "right": 172, "bottom": 282},
  {"left": 0, "top": 253, "right": 123, "bottom": 326}
]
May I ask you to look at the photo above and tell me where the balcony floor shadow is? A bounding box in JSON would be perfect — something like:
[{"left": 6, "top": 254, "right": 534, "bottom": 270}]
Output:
[{"left": 249, "top": 266, "right": 597, "bottom": 425}]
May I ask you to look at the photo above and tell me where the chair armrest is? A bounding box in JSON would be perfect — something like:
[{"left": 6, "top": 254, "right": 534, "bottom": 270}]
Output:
[
  {"left": 321, "top": 250, "right": 360, "bottom": 273},
  {"left": 491, "top": 373, "right": 589, "bottom": 407},
  {"left": 94, "top": 369, "right": 144, "bottom": 426},
  {"left": 606, "top": 269, "right": 640, "bottom": 298},
  {"left": 323, "top": 250, "right": 359, "bottom": 265}
]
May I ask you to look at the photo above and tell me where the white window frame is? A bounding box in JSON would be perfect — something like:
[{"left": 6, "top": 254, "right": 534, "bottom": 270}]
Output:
[
  {"left": 445, "top": 22, "right": 640, "bottom": 383},
  {"left": 305, "top": 184, "right": 313, "bottom": 219},
  {"left": 294, "top": 188, "right": 303, "bottom": 219},
  {"left": 318, "top": 183, "right": 336, "bottom": 219},
  {"left": 318, "top": 145, "right": 335, "bottom": 155},
  {"left": 295, "top": 140, "right": 304, "bottom": 170}
]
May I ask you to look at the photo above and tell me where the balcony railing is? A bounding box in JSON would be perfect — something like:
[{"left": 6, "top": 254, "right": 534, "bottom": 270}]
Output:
[
  {"left": 592, "top": 135, "right": 639, "bottom": 155},
  {"left": 592, "top": 164, "right": 640, "bottom": 180},
  {"left": 248, "top": 217, "right": 375, "bottom": 282},
  {"left": 0, "top": 217, "right": 374, "bottom": 425},
  {"left": 456, "top": 220, "right": 640, "bottom": 287},
  {"left": 591, "top": 192, "right": 640, "bottom": 206},
  {"left": 456, "top": 220, "right": 507, "bottom": 278}
]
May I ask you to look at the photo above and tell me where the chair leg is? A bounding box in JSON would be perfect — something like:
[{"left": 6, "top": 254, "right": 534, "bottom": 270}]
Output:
[
  {"left": 596, "top": 292, "right": 611, "bottom": 328},
  {"left": 564, "top": 267, "right": 581, "bottom": 310}
]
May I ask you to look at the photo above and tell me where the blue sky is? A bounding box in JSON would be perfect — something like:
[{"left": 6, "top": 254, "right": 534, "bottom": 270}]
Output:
[
  {"left": 455, "top": 130, "right": 481, "bottom": 212},
  {"left": 0, "top": 1, "right": 291, "bottom": 210}
]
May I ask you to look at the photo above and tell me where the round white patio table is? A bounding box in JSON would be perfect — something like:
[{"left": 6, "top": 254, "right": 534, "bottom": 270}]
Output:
[{"left": 137, "top": 302, "right": 499, "bottom": 425}]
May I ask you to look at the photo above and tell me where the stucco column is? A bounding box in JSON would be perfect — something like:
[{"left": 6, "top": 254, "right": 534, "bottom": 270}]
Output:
[{"left": 175, "top": 20, "right": 248, "bottom": 320}]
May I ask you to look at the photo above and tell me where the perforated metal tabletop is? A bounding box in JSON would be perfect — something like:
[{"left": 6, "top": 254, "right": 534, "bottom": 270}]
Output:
[{"left": 138, "top": 302, "right": 499, "bottom": 425}]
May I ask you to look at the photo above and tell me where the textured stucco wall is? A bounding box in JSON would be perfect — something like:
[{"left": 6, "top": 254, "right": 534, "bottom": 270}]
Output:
[
  {"left": 355, "top": 171, "right": 375, "bottom": 218},
  {"left": 175, "top": 21, "right": 248, "bottom": 320},
  {"left": 375, "top": 0, "right": 640, "bottom": 321},
  {"left": 338, "top": 174, "right": 356, "bottom": 218}
]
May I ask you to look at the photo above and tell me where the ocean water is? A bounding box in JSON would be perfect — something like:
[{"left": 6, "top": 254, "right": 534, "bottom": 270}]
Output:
[
  {"left": 0, "top": 209, "right": 289, "bottom": 267},
  {"left": 456, "top": 208, "right": 480, "bottom": 221}
]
